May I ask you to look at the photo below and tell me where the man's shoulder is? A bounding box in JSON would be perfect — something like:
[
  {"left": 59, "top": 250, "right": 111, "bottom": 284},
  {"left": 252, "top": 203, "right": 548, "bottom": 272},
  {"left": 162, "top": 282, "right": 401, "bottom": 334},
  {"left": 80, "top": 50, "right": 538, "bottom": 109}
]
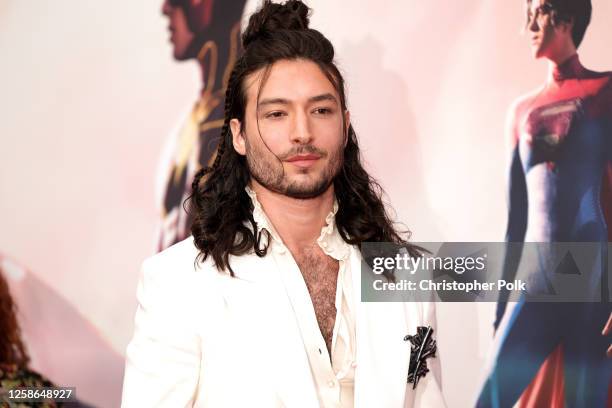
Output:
[
  {"left": 585, "top": 67, "right": 612, "bottom": 80},
  {"left": 145, "top": 236, "right": 198, "bottom": 269},
  {"left": 141, "top": 236, "right": 218, "bottom": 286}
]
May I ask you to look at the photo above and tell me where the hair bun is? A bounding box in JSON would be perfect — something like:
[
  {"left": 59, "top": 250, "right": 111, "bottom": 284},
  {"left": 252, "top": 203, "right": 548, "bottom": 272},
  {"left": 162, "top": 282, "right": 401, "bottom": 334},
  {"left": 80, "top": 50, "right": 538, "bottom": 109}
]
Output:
[{"left": 242, "top": 0, "right": 311, "bottom": 48}]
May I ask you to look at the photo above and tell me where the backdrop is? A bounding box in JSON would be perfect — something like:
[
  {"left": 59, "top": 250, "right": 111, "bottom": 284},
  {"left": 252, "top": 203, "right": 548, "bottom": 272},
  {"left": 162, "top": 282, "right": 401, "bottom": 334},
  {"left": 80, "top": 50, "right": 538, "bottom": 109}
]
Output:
[{"left": 1, "top": 0, "right": 611, "bottom": 406}]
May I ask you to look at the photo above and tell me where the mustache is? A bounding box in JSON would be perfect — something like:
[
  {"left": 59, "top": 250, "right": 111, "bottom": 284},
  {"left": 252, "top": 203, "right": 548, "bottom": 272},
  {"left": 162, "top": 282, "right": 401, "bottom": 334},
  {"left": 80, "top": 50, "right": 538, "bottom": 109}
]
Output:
[{"left": 278, "top": 145, "right": 328, "bottom": 160}]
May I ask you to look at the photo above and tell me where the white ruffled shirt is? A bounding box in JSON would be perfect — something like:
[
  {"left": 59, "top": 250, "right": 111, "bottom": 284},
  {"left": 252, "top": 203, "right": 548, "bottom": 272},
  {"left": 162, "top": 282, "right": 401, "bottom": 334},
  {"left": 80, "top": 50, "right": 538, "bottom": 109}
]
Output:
[{"left": 246, "top": 186, "right": 356, "bottom": 408}]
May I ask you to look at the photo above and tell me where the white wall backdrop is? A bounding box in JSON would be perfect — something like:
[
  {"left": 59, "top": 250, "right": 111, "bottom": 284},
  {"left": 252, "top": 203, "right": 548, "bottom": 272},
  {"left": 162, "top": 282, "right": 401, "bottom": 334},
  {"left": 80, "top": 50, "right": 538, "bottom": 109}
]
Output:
[{"left": 1, "top": 0, "right": 611, "bottom": 406}]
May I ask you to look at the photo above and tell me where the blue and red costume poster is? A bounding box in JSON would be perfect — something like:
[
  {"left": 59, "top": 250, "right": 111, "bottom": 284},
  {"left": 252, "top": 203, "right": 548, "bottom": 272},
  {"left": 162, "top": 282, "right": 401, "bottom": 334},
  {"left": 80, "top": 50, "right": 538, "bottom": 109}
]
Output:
[{"left": 479, "top": 54, "right": 612, "bottom": 407}]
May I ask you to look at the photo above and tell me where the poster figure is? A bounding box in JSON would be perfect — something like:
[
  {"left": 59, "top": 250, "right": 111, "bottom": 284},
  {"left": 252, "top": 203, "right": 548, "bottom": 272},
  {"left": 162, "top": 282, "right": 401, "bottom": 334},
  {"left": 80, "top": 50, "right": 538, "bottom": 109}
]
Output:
[
  {"left": 157, "top": 0, "right": 247, "bottom": 251},
  {"left": 477, "top": 0, "right": 612, "bottom": 407}
]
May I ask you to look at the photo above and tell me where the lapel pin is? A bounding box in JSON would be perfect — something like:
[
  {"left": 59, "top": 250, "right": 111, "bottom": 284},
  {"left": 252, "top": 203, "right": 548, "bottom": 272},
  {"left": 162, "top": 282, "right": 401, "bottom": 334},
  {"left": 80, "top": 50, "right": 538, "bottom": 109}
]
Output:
[{"left": 403, "top": 325, "right": 437, "bottom": 389}]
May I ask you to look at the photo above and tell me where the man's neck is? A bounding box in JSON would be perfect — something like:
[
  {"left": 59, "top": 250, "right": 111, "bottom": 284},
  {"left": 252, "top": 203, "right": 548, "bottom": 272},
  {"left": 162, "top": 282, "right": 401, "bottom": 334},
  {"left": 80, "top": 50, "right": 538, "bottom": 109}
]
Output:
[
  {"left": 546, "top": 42, "right": 577, "bottom": 75},
  {"left": 250, "top": 180, "right": 335, "bottom": 252}
]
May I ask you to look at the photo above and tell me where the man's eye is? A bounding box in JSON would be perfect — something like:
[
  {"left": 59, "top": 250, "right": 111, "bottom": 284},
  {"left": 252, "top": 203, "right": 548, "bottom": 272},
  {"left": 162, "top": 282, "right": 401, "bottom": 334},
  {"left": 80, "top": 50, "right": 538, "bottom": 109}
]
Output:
[
  {"left": 313, "top": 107, "right": 332, "bottom": 115},
  {"left": 265, "top": 111, "right": 286, "bottom": 119}
]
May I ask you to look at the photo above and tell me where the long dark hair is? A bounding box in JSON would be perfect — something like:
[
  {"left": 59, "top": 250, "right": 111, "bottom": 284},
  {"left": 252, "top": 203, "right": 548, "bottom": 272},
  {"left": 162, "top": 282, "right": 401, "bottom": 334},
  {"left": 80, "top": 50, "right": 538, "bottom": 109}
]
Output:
[{"left": 188, "top": 0, "right": 421, "bottom": 275}]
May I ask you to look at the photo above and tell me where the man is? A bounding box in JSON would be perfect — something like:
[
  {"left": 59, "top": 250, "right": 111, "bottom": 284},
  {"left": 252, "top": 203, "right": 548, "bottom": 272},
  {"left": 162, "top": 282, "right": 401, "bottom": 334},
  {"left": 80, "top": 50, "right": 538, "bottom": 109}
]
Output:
[
  {"left": 123, "top": 1, "right": 445, "bottom": 407},
  {"left": 477, "top": 0, "right": 611, "bottom": 406},
  {"left": 157, "top": 0, "right": 246, "bottom": 251}
]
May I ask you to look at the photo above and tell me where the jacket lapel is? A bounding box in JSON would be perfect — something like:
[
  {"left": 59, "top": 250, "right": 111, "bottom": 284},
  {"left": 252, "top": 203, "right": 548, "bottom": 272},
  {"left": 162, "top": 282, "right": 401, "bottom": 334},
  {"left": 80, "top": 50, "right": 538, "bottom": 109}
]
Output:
[{"left": 219, "top": 255, "right": 320, "bottom": 407}]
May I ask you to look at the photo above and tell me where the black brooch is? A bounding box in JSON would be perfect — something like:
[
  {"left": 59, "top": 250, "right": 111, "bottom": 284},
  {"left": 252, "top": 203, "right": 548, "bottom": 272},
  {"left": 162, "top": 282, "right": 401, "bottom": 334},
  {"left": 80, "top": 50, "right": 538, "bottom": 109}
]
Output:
[{"left": 403, "top": 326, "right": 437, "bottom": 389}]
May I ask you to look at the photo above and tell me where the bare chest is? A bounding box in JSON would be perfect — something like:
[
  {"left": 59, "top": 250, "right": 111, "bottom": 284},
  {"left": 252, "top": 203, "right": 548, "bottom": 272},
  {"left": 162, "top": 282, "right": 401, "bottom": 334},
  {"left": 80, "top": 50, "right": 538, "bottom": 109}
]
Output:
[{"left": 294, "top": 247, "right": 339, "bottom": 354}]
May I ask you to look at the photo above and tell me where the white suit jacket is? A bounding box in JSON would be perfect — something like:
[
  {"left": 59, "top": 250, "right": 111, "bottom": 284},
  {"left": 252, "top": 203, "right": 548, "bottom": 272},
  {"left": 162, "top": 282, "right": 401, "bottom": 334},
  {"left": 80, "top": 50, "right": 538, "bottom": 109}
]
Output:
[{"left": 121, "top": 237, "right": 446, "bottom": 407}]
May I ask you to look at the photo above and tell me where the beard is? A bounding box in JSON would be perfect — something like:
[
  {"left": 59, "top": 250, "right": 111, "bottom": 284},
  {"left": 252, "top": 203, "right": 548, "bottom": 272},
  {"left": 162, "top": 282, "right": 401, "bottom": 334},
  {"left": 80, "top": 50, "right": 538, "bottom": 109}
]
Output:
[{"left": 245, "top": 139, "right": 343, "bottom": 199}]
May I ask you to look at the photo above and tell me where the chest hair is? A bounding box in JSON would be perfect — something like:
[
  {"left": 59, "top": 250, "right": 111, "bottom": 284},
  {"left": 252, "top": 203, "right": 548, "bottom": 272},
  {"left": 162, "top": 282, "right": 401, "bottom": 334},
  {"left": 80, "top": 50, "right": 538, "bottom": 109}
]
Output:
[{"left": 294, "top": 245, "right": 339, "bottom": 356}]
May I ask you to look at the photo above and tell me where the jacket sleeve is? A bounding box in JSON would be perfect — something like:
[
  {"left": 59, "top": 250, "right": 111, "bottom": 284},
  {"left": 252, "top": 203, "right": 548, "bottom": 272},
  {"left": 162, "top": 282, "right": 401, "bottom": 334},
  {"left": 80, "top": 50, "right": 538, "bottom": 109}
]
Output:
[
  {"left": 121, "top": 258, "right": 201, "bottom": 407},
  {"left": 405, "top": 302, "right": 447, "bottom": 408}
]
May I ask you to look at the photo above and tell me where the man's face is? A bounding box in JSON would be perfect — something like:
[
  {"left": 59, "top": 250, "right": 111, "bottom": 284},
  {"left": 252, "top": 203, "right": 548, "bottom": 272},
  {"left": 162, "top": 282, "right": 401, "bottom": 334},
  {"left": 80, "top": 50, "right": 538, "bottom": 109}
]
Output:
[
  {"left": 161, "top": 0, "right": 195, "bottom": 60},
  {"left": 526, "top": 0, "right": 571, "bottom": 59},
  {"left": 231, "top": 59, "right": 349, "bottom": 199}
]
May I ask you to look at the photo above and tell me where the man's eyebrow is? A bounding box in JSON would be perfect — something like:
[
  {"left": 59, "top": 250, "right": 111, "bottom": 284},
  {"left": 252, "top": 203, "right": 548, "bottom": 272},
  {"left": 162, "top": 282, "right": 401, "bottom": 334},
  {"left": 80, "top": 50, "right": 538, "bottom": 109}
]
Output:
[
  {"left": 308, "top": 93, "right": 338, "bottom": 104},
  {"left": 257, "top": 93, "right": 338, "bottom": 108},
  {"left": 258, "top": 97, "right": 290, "bottom": 107}
]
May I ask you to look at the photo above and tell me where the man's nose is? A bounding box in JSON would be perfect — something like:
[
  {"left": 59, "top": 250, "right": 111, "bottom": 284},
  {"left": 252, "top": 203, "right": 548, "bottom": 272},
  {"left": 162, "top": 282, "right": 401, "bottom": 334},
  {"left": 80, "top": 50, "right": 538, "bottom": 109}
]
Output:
[{"left": 291, "top": 112, "right": 313, "bottom": 144}]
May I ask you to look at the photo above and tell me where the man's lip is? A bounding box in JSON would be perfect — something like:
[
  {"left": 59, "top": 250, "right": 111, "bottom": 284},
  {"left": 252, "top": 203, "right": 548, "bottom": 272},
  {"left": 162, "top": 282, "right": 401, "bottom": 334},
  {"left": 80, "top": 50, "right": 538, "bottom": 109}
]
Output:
[{"left": 285, "top": 154, "right": 320, "bottom": 162}]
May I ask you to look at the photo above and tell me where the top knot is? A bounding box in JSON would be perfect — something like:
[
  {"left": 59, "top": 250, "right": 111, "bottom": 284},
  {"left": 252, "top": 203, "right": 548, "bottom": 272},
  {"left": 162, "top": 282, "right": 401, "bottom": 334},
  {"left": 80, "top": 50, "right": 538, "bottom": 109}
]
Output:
[{"left": 242, "top": 0, "right": 311, "bottom": 48}]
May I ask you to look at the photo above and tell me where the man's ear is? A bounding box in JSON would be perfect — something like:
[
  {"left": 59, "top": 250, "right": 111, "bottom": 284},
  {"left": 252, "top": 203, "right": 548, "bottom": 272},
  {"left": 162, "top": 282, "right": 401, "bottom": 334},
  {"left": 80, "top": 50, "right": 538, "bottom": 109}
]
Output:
[
  {"left": 343, "top": 110, "right": 351, "bottom": 147},
  {"left": 230, "top": 118, "right": 246, "bottom": 155}
]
